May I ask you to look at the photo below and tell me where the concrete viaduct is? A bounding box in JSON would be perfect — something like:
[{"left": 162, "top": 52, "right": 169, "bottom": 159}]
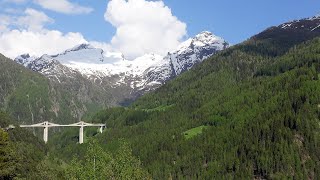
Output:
[{"left": 20, "top": 121, "right": 106, "bottom": 144}]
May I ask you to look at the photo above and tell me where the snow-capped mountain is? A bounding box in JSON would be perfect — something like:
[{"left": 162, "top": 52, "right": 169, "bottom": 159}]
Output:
[
  {"left": 279, "top": 15, "right": 320, "bottom": 31},
  {"left": 15, "top": 31, "right": 228, "bottom": 103},
  {"left": 15, "top": 53, "right": 37, "bottom": 66},
  {"left": 139, "top": 31, "right": 228, "bottom": 90}
]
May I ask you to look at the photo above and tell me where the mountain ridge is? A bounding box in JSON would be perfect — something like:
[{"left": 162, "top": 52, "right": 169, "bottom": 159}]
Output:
[
  {"left": 84, "top": 16, "right": 320, "bottom": 179},
  {"left": 2, "top": 13, "right": 320, "bottom": 180},
  {"left": 14, "top": 31, "right": 229, "bottom": 102}
]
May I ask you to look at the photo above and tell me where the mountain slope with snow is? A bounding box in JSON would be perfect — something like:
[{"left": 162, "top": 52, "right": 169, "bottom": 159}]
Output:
[
  {"left": 139, "top": 31, "right": 228, "bottom": 91},
  {"left": 14, "top": 31, "right": 228, "bottom": 104}
]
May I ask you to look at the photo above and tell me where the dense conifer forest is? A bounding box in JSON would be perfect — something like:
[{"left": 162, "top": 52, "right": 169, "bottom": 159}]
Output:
[
  {"left": 85, "top": 38, "right": 320, "bottom": 179},
  {"left": 1, "top": 18, "right": 320, "bottom": 179}
]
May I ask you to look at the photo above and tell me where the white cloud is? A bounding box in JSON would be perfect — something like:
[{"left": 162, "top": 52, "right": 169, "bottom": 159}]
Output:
[
  {"left": 33, "top": 0, "right": 93, "bottom": 14},
  {"left": 0, "top": 9, "right": 88, "bottom": 58},
  {"left": 105, "top": 0, "right": 187, "bottom": 59},
  {"left": 0, "top": 8, "right": 52, "bottom": 32},
  {"left": 90, "top": 41, "right": 112, "bottom": 52},
  {"left": 0, "top": 0, "right": 188, "bottom": 60},
  {"left": 0, "top": 15, "right": 11, "bottom": 32},
  {"left": 16, "top": 8, "right": 53, "bottom": 32},
  {"left": 0, "top": 30, "right": 87, "bottom": 58}
]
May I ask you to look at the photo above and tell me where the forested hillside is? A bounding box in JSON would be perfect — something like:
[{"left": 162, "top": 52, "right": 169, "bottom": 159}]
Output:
[
  {"left": 0, "top": 54, "right": 112, "bottom": 126},
  {"left": 2, "top": 16, "right": 320, "bottom": 179},
  {"left": 0, "top": 111, "right": 150, "bottom": 179},
  {"left": 0, "top": 111, "right": 49, "bottom": 179},
  {"left": 69, "top": 20, "right": 320, "bottom": 179}
]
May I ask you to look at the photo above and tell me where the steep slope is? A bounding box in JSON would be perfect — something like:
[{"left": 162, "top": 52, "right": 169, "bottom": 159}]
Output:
[
  {"left": 240, "top": 15, "right": 320, "bottom": 57},
  {"left": 139, "top": 31, "right": 228, "bottom": 91},
  {"left": 77, "top": 16, "right": 320, "bottom": 179},
  {"left": 0, "top": 111, "right": 50, "bottom": 179},
  {"left": 15, "top": 31, "right": 228, "bottom": 104},
  {"left": 0, "top": 54, "right": 114, "bottom": 126},
  {"left": 0, "top": 111, "right": 151, "bottom": 180}
]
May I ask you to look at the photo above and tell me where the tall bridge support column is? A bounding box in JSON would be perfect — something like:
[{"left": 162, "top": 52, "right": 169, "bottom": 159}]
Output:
[
  {"left": 20, "top": 121, "right": 106, "bottom": 144},
  {"left": 43, "top": 126, "right": 48, "bottom": 143},
  {"left": 79, "top": 126, "right": 84, "bottom": 144},
  {"left": 43, "top": 121, "right": 49, "bottom": 144},
  {"left": 99, "top": 126, "right": 104, "bottom": 133}
]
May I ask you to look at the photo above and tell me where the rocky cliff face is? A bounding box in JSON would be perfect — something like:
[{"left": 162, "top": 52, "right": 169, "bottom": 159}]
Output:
[{"left": 139, "top": 31, "right": 228, "bottom": 91}]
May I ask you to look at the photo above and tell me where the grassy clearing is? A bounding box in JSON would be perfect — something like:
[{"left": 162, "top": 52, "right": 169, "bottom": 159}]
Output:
[{"left": 183, "top": 125, "right": 209, "bottom": 139}]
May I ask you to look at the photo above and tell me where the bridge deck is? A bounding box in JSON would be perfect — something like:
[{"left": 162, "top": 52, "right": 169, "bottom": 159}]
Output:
[{"left": 19, "top": 121, "right": 106, "bottom": 144}]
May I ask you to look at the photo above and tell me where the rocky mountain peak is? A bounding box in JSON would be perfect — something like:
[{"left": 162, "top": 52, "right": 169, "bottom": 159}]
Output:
[
  {"left": 140, "top": 32, "right": 229, "bottom": 91},
  {"left": 14, "top": 31, "right": 229, "bottom": 99},
  {"left": 278, "top": 14, "right": 320, "bottom": 32},
  {"left": 307, "top": 14, "right": 320, "bottom": 20},
  {"left": 178, "top": 31, "right": 228, "bottom": 54},
  {"left": 194, "top": 31, "right": 222, "bottom": 43},
  {"left": 66, "top": 43, "right": 95, "bottom": 52},
  {"left": 15, "top": 53, "right": 37, "bottom": 67}
]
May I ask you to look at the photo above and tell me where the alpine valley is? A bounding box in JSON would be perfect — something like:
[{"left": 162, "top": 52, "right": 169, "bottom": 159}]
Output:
[
  {"left": 15, "top": 31, "right": 228, "bottom": 102},
  {"left": 1, "top": 9, "right": 320, "bottom": 180},
  {"left": 0, "top": 31, "right": 228, "bottom": 125},
  {"left": 10, "top": 31, "right": 228, "bottom": 122}
]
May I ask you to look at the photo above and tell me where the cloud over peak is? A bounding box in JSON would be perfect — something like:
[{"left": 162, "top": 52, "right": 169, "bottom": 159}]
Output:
[
  {"left": 105, "top": 0, "right": 187, "bottom": 59},
  {"left": 0, "top": 30, "right": 87, "bottom": 58},
  {"left": 16, "top": 8, "right": 53, "bottom": 32},
  {"left": 0, "top": 8, "right": 87, "bottom": 58},
  {"left": 0, "top": 0, "right": 189, "bottom": 61}
]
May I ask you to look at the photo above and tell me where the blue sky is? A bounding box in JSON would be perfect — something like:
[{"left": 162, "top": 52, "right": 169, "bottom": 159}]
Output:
[
  {"left": 0, "top": 0, "right": 319, "bottom": 58},
  {"left": 31, "top": 0, "right": 320, "bottom": 44},
  {"left": 166, "top": 0, "right": 320, "bottom": 44}
]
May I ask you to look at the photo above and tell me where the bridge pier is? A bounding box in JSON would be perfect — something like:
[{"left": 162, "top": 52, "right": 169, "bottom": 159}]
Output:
[
  {"left": 79, "top": 126, "right": 84, "bottom": 144},
  {"left": 20, "top": 121, "right": 106, "bottom": 144},
  {"left": 43, "top": 122, "right": 48, "bottom": 144}
]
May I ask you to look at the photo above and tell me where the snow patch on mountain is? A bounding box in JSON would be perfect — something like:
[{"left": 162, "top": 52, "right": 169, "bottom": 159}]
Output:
[
  {"left": 58, "top": 52, "right": 163, "bottom": 78},
  {"left": 15, "top": 54, "right": 37, "bottom": 67},
  {"left": 171, "top": 31, "right": 227, "bottom": 75},
  {"left": 14, "top": 31, "right": 228, "bottom": 93},
  {"left": 139, "top": 31, "right": 229, "bottom": 91},
  {"left": 280, "top": 14, "right": 320, "bottom": 31}
]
